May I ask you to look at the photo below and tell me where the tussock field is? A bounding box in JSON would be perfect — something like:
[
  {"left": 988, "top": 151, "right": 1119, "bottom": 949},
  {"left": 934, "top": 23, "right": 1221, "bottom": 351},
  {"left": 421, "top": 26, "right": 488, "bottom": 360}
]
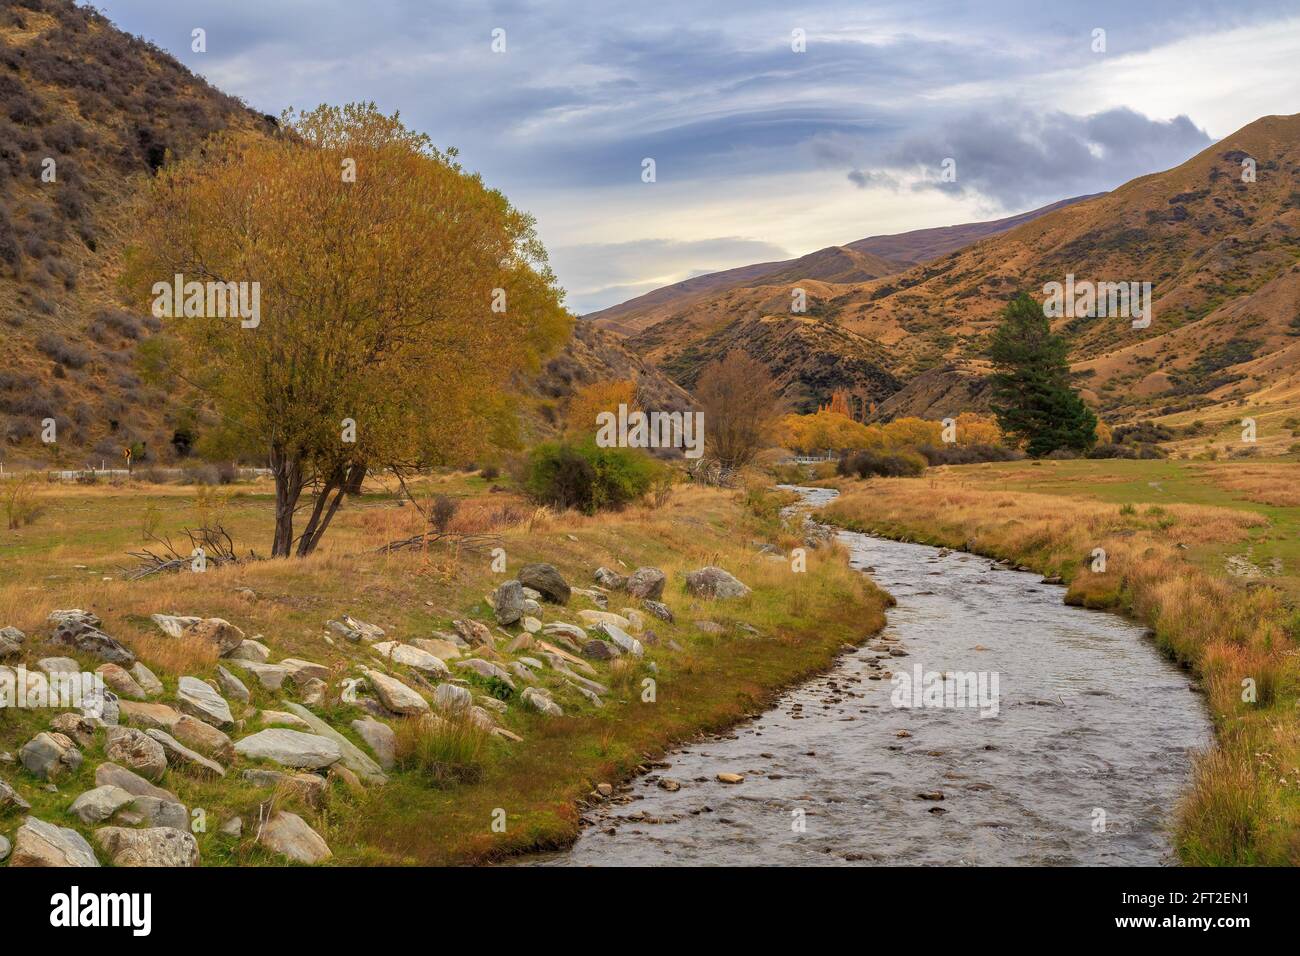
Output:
[
  {"left": 819, "top": 461, "right": 1300, "bottom": 865},
  {"left": 0, "top": 474, "right": 887, "bottom": 865}
]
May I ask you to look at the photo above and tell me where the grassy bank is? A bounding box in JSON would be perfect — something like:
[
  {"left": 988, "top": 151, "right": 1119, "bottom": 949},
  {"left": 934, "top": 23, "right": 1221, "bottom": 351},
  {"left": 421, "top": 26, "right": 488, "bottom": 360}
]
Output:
[
  {"left": 1, "top": 475, "right": 888, "bottom": 865},
  {"left": 817, "top": 459, "right": 1300, "bottom": 865}
]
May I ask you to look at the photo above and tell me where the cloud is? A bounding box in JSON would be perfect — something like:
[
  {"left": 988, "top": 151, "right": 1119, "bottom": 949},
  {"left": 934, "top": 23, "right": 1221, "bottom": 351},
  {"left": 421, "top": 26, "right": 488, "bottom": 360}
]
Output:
[{"left": 882, "top": 107, "right": 1212, "bottom": 206}]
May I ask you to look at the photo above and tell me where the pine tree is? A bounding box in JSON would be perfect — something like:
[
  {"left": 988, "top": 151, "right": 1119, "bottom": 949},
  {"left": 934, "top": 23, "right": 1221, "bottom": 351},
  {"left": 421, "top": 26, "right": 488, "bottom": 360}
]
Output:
[{"left": 987, "top": 293, "right": 1097, "bottom": 457}]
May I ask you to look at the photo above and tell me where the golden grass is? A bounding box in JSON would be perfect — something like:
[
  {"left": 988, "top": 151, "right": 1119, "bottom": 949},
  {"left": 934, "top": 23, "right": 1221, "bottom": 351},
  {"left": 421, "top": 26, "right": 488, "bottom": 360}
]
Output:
[{"left": 822, "top": 476, "right": 1300, "bottom": 865}]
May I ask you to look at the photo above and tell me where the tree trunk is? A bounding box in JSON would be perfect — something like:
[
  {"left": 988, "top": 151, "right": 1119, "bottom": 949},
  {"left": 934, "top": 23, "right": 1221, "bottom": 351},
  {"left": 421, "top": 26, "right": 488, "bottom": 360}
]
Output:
[
  {"left": 343, "top": 462, "right": 367, "bottom": 495},
  {"left": 296, "top": 466, "right": 349, "bottom": 557},
  {"left": 270, "top": 446, "right": 303, "bottom": 558}
]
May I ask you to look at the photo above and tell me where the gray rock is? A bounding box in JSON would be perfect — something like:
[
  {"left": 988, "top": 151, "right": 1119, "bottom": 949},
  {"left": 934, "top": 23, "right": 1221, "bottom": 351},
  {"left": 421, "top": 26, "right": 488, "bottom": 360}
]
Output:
[
  {"left": 508, "top": 661, "right": 539, "bottom": 685},
  {"left": 144, "top": 728, "right": 225, "bottom": 779},
  {"left": 130, "top": 662, "right": 164, "bottom": 697},
  {"left": 519, "top": 563, "right": 571, "bottom": 604},
  {"left": 371, "top": 641, "right": 449, "bottom": 676},
  {"left": 219, "top": 816, "right": 243, "bottom": 838},
  {"left": 0, "top": 625, "right": 24, "bottom": 659},
  {"left": 9, "top": 816, "right": 99, "bottom": 867},
  {"left": 642, "top": 599, "right": 675, "bottom": 624},
  {"left": 104, "top": 726, "right": 168, "bottom": 782},
  {"left": 234, "top": 729, "right": 342, "bottom": 770},
  {"left": 455, "top": 657, "right": 515, "bottom": 688},
  {"left": 350, "top": 718, "right": 396, "bottom": 770},
  {"left": 363, "top": 668, "right": 428, "bottom": 715},
  {"left": 543, "top": 622, "right": 588, "bottom": 642},
  {"left": 581, "top": 639, "right": 619, "bottom": 661},
  {"left": 451, "top": 619, "right": 495, "bottom": 648},
  {"left": 257, "top": 810, "right": 332, "bottom": 864},
  {"left": 0, "top": 835, "right": 8, "bottom": 861},
  {"left": 521, "top": 686, "right": 563, "bottom": 717},
  {"left": 68, "top": 785, "right": 136, "bottom": 824},
  {"left": 34, "top": 657, "right": 80, "bottom": 675},
  {"left": 150, "top": 613, "right": 201, "bottom": 638},
  {"left": 327, "top": 614, "right": 385, "bottom": 644},
  {"left": 179, "top": 618, "right": 245, "bottom": 655},
  {"left": 0, "top": 778, "right": 31, "bottom": 814},
  {"left": 228, "top": 660, "right": 289, "bottom": 690},
  {"left": 594, "top": 566, "right": 627, "bottom": 589},
  {"left": 48, "top": 609, "right": 101, "bottom": 628},
  {"left": 95, "top": 762, "right": 179, "bottom": 803},
  {"left": 626, "top": 567, "right": 667, "bottom": 600},
  {"left": 176, "top": 675, "right": 233, "bottom": 727},
  {"left": 433, "top": 683, "right": 473, "bottom": 711},
  {"left": 94, "top": 826, "right": 199, "bottom": 867},
  {"left": 685, "top": 566, "right": 751, "bottom": 599},
  {"left": 171, "top": 714, "right": 235, "bottom": 764},
  {"left": 49, "top": 618, "right": 134, "bottom": 667},
  {"left": 216, "top": 666, "right": 251, "bottom": 704},
  {"left": 279, "top": 658, "right": 330, "bottom": 685},
  {"left": 123, "top": 796, "right": 189, "bottom": 831},
  {"left": 227, "top": 639, "right": 271, "bottom": 663},
  {"left": 49, "top": 712, "right": 97, "bottom": 747},
  {"left": 594, "top": 622, "right": 643, "bottom": 657},
  {"left": 493, "top": 580, "right": 526, "bottom": 626},
  {"left": 241, "top": 769, "right": 328, "bottom": 810},
  {"left": 19, "top": 732, "right": 82, "bottom": 781},
  {"left": 281, "top": 702, "right": 388, "bottom": 784}
]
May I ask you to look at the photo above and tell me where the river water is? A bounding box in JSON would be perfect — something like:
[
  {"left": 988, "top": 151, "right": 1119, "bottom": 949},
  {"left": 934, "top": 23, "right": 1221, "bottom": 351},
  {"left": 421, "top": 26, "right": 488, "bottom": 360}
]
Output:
[{"left": 528, "top": 486, "right": 1211, "bottom": 866}]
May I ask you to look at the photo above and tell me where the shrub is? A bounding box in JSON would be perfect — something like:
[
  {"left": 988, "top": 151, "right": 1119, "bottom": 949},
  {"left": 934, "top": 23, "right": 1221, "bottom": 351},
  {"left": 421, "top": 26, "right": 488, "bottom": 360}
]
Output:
[
  {"left": 478, "top": 464, "right": 500, "bottom": 481},
  {"left": 430, "top": 493, "right": 458, "bottom": 532},
  {"left": 838, "top": 449, "right": 927, "bottom": 478},
  {"left": 916, "top": 443, "right": 1024, "bottom": 466},
  {"left": 525, "top": 441, "right": 658, "bottom": 513},
  {"left": 3, "top": 474, "right": 43, "bottom": 528},
  {"left": 35, "top": 331, "right": 91, "bottom": 369}
]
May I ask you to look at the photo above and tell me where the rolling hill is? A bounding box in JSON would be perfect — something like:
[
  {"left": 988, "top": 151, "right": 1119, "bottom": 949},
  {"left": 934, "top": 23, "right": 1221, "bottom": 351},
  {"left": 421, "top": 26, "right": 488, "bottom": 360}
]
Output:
[{"left": 597, "top": 116, "right": 1300, "bottom": 422}]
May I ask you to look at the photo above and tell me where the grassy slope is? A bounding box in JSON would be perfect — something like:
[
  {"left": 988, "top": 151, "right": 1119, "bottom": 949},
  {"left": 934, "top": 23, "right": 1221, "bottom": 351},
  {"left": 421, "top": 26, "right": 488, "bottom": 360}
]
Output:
[
  {"left": 817, "top": 458, "right": 1300, "bottom": 865},
  {"left": 0, "top": 475, "right": 887, "bottom": 865}
]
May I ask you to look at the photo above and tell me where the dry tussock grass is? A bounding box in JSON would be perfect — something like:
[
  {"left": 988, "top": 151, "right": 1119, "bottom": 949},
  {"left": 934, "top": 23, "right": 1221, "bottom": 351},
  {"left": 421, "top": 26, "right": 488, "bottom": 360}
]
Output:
[{"left": 1194, "top": 463, "right": 1300, "bottom": 507}]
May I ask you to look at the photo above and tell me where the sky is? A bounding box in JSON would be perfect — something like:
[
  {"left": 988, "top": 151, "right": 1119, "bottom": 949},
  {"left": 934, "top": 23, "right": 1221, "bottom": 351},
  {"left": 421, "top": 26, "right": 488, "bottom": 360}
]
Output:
[{"left": 96, "top": 1, "right": 1300, "bottom": 314}]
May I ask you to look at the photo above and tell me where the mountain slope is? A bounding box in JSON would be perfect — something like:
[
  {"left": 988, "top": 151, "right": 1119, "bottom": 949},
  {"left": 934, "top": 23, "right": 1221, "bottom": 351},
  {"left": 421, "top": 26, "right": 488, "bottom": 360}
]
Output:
[
  {"left": 0, "top": 0, "right": 687, "bottom": 464},
  {"left": 586, "top": 195, "right": 1096, "bottom": 337},
  {"left": 611, "top": 115, "right": 1300, "bottom": 420}
]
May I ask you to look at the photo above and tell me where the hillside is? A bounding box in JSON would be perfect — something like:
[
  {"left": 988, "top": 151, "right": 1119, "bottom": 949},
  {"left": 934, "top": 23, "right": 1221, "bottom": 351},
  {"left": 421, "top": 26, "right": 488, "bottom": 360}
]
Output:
[
  {"left": 606, "top": 115, "right": 1300, "bottom": 422},
  {"left": 0, "top": 0, "right": 687, "bottom": 466},
  {"left": 586, "top": 195, "right": 1094, "bottom": 337}
]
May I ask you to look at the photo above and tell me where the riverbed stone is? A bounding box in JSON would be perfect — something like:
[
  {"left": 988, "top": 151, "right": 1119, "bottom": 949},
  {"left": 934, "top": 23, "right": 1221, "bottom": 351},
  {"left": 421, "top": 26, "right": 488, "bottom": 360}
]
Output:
[
  {"left": 227, "top": 639, "right": 271, "bottom": 663},
  {"left": 521, "top": 686, "right": 563, "bottom": 717},
  {"left": 121, "top": 796, "right": 189, "bottom": 831},
  {"left": 94, "top": 762, "right": 178, "bottom": 803},
  {"left": 362, "top": 668, "right": 428, "bottom": 715},
  {"left": 493, "top": 580, "right": 526, "bottom": 626},
  {"left": 433, "top": 682, "right": 473, "bottom": 712},
  {"left": 172, "top": 714, "right": 235, "bottom": 764},
  {"left": 95, "top": 663, "right": 146, "bottom": 701},
  {"left": 280, "top": 658, "right": 330, "bottom": 685},
  {"left": 281, "top": 703, "right": 387, "bottom": 784},
  {"left": 216, "top": 666, "right": 251, "bottom": 704},
  {"left": 594, "top": 622, "right": 643, "bottom": 657}
]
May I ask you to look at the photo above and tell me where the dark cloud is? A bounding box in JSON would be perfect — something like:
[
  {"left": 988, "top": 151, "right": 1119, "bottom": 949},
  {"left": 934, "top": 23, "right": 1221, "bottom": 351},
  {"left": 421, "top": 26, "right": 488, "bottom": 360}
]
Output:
[{"left": 884, "top": 107, "right": 1213, "bottom": 206}]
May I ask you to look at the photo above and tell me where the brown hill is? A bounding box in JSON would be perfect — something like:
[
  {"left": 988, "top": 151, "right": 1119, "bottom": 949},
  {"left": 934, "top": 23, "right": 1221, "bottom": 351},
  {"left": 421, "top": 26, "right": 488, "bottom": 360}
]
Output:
[
  {"left": 0, "top": 0, "right": 686, "bottom": 465},
  {"left": 613, "top": 115, "right": 1300, "bottom": 421},
  {"left": 586, "top": 195, "right": 1093, "bottom": 337}
]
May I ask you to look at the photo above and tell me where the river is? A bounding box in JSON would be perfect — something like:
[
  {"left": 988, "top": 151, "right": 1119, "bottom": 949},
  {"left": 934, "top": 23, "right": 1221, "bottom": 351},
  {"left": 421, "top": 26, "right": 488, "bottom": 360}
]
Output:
[{"left": 527, "top": 486, "right": 1212, "bottom": 866}]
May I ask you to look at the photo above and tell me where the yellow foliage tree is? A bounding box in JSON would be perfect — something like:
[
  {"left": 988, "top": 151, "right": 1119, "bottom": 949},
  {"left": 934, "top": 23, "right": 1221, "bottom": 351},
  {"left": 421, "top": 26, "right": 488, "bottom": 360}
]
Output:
[
  {"left": 779, "top": 410, "right": 883, "bottom": 453},
  {"left": 565, "top": 380, "right": 639, "bottom": 442},
  {"left": 125, "top": 103, "right": 571, "bottom": 556}
]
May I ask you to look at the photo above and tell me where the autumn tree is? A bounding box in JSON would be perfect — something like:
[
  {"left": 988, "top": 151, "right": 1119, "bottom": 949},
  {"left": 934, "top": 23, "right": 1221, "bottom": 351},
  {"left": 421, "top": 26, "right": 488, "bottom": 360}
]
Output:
[
  {"left": 564, "top": 379, "right": 638, "bottom": 442},
  {"left": 694, "top": 351, "right": 785, "bottom": 471},
  {"left": 127, "top": 103, "right": 570, "bottom": 556}
]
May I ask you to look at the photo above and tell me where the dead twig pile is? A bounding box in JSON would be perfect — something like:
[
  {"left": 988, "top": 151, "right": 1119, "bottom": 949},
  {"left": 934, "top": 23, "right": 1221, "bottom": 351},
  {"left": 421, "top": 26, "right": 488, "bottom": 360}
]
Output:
[{"left": 120, "top": 526, "right": 248, "bottom": 580}]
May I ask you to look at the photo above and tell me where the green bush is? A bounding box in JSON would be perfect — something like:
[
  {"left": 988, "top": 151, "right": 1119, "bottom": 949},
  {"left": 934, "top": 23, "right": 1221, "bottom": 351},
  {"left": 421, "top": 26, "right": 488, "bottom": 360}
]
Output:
[{"left": 525, "top": 441, "right": 658, "bottom": 513}]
